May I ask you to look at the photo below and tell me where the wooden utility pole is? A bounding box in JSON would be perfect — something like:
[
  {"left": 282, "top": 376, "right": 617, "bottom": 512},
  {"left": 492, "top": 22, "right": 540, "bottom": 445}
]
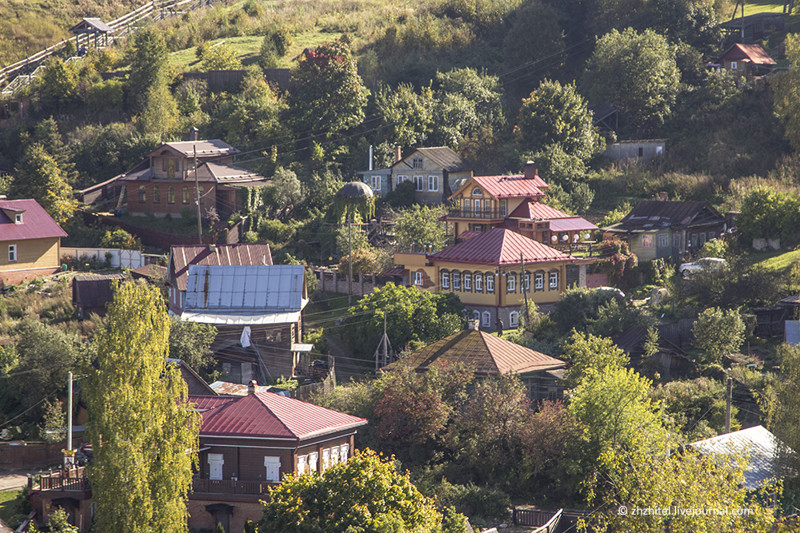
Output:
[
  {"left": 520, "top": 253, "right": 529, "bottom": 327},
  {"left": 725, "top": 374, "right": 733, "bottom": 433},
  {"left": 194, "top": 145, "right": 202, "bottom": 242},
  {"left": 347, "top": 219, "right": 353, "bottom": 305}
]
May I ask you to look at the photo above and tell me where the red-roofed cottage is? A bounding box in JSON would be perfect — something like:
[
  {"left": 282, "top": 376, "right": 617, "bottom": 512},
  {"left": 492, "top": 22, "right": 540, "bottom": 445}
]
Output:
[
  {"left": 0, "top": 199, "right": 67, "bottom": 285},
  {"left": 395, "top": 227, "right": 592, "bottom": 329},
  {"left": 719, "top": 43, "right": 776, "bottom": 77},
  {"left": 188, "top": 388, "right": 367, "bottom": 532},
  {"left": 443, "top": 162, "right": 596, "bottom": 246}
]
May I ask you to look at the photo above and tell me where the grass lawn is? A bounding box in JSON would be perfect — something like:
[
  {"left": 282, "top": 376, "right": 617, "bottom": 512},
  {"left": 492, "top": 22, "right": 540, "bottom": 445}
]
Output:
[
  {"left": 0, "top": 489, "right": 21, "bottom": 527},
  {"left": 752, "top": 248, "right": 800, "bottom": 272}
]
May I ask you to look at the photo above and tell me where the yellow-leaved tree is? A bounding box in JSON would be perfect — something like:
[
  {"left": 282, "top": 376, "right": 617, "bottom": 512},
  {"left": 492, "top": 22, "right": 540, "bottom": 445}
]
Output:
[{"left": 87, "top": 281, "right": 200, "bottom": 533}]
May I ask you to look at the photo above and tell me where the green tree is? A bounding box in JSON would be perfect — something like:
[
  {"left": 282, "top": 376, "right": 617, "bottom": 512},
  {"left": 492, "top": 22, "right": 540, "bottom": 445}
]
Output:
[
  {"left": 259, "top": 27, "right": 293, "bottom": 68},
  {"left": 11, "top": 143, "right": 77, "bottom": 224},
  {"left": 200, "top": 42, "right": 242, "bottom": 70},
  {"left": 87, "top": 281, "right": 200, "bottom": 533},
  {"left": 100, "top": 228, "right": 141, "bottom": 250},
  {"left": 583, "top": 28, "right": 680, "bottom": 132},
  {"left": 168, "top": 317, "right": 217, "bottom": 382},
  {"left": 13, "top": 320, "right": 78, "bottom": 409},
  {"left": 258, "top": 449, "right": 464, "bottom": 533},
  {"left": 514, "top": 79, "right": 601, "bottom": 162},
  {"left": 288, "top": 39, "right": 368, "bottom": 136},
  {"left": 375, "top": 83, "right": 435, "bottom": 148},
  {"left": 692, "top": 307, "right": 745, "bottom": 364},
  {"left": 36, "top": 57, "right": 78, "bottom": 113},
  {"left": 435, "top": 67, "right": 504, "bottom": 134},
  {"left": 562, "top": 331, "right": 629, "bottom": 387},
  {"left": 764, "top": 344, "right": 800, "bottom": 474},
  {"left": 338, "top": 247, "right": 382, "bottom": 276},
  {"left": 266, "top": 167, "right": 305, "bottom": 218},
  {"left": 127, "top": 27, "right": 168, "bottom": 111},
  {"left": 394, "top": 204, "right": 447, "bottom": 252},
  {"left": 137, "top": 72, "right": 180, "bottom": 140}
]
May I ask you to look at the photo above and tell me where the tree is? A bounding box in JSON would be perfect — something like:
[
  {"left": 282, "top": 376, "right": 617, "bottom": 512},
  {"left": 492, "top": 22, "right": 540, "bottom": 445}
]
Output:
[
  {"left": 11, "top": 143, "right": 77, "bottom": 224},
  {"left": 435, "top": 67, "right": 504, "bottom": 134},
  {"left": 127, "top": 27, "right": 168, "bottom": 111},
  {"left": 87, "top": 281, "right": 200, "bottom": 533},
  {"left": 394, "top": 204, "right": 447, "bottom": 252},
  {"left": 266, "top": 167, "right": 305, "bottom": 218},
  {"left": 258, "top": 449, "right": 465, "bottom": 533},
  {"left": 137, "top": 72, "right": 180, "bottom": 140},
  {"left": 288, "top": 39, "right": 368, "bottom": 136},
  {"left": 36, "top": 57, "right": 78, "bottom": 114},
  {"left": 375, "top": 83, "right": 435, "bottom": 148},
  {"left": 200, "top": 42, "right": 242, "bottom": 70},
  {"left": 692, "top": 307, "right": 745, "bottom": 364},
  {"left": 514, "top": 79, "right": 601, "bottom": 162},
  {"left": 215, "top": 69, "right": 288, "bottom": 149},
  {"left": 764, "top": 344, "right": 800, "bottom": 474},
  {"left": 168, "top": 317, "right": 217, "bottom": 382},
  {"left": 561, "top": 331, "right": 629, "bottom": 387},
  {"left": 583, "top": 28, "right": 680, "bottom": 132},
  {"left": 259, "top": 27, "right": 292, "bottom": 68},
  {"left": 100, "top": 228, "right": 141, "bottom": 250},
  {"left": 338, "top": 247, "right": 381, "bottom": 276}
]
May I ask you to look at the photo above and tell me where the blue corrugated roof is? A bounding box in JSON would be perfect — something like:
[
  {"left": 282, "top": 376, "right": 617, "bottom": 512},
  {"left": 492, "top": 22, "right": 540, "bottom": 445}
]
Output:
[{"left": 786, "top": 320, "right": 800, "bottom": 346}]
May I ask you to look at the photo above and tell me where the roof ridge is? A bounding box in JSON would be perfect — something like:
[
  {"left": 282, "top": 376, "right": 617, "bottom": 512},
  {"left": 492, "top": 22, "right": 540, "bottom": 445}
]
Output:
[
  {"left": 478, "top": 331, "right": 502, "bottom": 373},
  {"left": 254, "top": 392, "right": 298, "bottom": 439}
]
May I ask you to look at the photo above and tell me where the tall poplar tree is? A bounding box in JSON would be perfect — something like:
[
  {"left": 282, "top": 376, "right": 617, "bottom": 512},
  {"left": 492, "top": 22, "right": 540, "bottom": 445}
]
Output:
[{"left": 87, "top": 281, "right": 200, "bottom": 533}]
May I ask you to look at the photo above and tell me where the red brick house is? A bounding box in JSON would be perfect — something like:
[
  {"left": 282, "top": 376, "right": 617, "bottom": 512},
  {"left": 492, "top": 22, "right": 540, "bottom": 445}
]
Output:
[
  {"left": 0, "top": 199, "right": 67, "bottom": 285},
  {"left": 121, "top": 139, "right": 269, "bottom": 218}
]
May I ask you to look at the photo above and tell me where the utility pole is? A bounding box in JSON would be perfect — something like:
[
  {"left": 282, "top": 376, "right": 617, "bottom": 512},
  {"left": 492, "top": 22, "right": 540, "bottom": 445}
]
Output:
[
  {"left": 520, "top": 253, "right": 529, "bottom": 327},
  {"left": 66, "top": 371, "right": 73, "bottom": 464},
  {"left": 194, "top": 145, "right": 202, "bottom": 243},
  {"left": 725, "top": 373, "right": 733, "bottom": 433},
  {"left": 382, "top": 313, "right": 388, "bottom": 367},
  {"left": 347, "top": 218, "right": 353, "bottom": 305}
]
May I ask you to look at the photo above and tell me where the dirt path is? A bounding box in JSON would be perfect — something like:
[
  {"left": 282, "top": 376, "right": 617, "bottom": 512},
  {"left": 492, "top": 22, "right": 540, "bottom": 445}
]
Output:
[{"left": 0, "top": 471, "right": 27, "bottom": 492}]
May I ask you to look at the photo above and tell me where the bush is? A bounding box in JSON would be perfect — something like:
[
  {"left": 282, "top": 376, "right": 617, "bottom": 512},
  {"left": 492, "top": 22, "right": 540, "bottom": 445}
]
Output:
[
  {"left": 434, "top": 481, "right": 511, "bottom": 520},
  {"left": 100, "top": 228, "right": 141, "bottom": 250}
]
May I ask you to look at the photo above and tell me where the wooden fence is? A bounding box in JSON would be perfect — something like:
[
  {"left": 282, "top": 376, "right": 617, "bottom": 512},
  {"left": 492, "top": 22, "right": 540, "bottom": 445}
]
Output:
[
  {"left": 61, "top": 247, "right": 162, "bottom": 269},
  {"left": 0, "top": 439, "right": 80, "bottom": 468},
  {"left": 314, "top": 268, "right": 390, "bottom": 297}
]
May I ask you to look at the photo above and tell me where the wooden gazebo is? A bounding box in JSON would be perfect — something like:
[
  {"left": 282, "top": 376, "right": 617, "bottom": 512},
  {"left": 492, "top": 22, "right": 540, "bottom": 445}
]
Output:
[{"left": 71, "top": 18, "right": 112, "bottom": 51}]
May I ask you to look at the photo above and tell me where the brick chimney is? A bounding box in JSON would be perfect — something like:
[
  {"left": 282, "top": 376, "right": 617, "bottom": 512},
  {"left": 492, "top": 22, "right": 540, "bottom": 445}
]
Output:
[
  {"left": 248, "top": 380, "right": 257, "bottom": 395},
  {"left": 524, "top": 161, "right": 538, "bottom": 179},
  {"left": 395, "top": 145, "right": 403, "bottom": 163},
  {"left": 190, "top": 126, "right": 199, "bottom": 141}
]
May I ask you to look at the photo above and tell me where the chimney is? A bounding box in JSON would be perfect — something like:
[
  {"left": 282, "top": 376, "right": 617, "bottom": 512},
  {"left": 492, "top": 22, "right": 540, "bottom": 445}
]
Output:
[
  {"left": 190, "top": 127, "right": 199, "bottom": 141},
  {"left": 658, "top": 191, "right": 668, "bottom": 201},
  {"left": 395, "top": 145, "right": 402, "bottom": 163},
  {"left": 524, "top": 161, "right": 537, "bottom": 179},
  {"left": 467, "top": 319, "right": 480, "bottom": 331},
  {"left": 248, "top": 380, "right": 258, "bottom": 395}
]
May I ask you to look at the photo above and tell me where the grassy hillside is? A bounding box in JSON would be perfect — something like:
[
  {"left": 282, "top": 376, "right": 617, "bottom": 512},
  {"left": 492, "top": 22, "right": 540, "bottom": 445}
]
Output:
[{"left": 0, "top": 0, "right": 144, "bottom": 65}]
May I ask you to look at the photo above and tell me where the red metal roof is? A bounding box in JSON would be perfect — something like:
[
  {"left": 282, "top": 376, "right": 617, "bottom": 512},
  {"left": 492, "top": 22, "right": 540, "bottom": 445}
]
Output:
[
  {"left": 190, "top": 391, "right": 367, "bottom": 440},
  {"left": 721, "top": 43, "right": 776, "bottom": 66},
  {"left": 508, "top": 200, "right": 570, "bottom": 220},
  {"left": 470, "top": 175, "right": 546, "bottom": 199},
  {"left": 430, "top": 227, "right": 572, "bottom": 266},
  {"left": 170, "top": 244, "right": 273, "bottom": 291},
  {"left": 549, "top": 217, "right": 598, "bottom": 232},
  {"left": 0, "top": 199, "right": 67, "bottom": 242}
]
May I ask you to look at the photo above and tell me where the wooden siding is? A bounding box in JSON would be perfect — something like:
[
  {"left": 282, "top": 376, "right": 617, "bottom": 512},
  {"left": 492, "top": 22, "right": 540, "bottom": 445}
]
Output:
[
  {"left": 126, "top": 181, "right": 216, "bottom": 216},
  {"left": 0, "top": 237, "right": 59, "bottom": 270}
]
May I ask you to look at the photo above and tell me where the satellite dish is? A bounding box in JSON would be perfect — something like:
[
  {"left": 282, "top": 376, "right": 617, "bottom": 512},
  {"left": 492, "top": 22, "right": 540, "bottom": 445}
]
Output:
[
  {"left": 551, "top": 235, "right": 557, "bottom": 243},
  {"left": 561, "top": 234, "right": 569, "bottom": 242}
]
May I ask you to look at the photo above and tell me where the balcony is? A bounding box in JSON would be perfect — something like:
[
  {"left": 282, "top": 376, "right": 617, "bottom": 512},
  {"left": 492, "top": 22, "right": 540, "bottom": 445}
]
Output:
[
  {"left": 191, "top": 477, "right": 276, "bottom": 496},
  {"left": 446, "top": 209, "right": 506, "bottom": 220},
  {"left": 39, "top": 467, "right": 90, "bottom": 492}
]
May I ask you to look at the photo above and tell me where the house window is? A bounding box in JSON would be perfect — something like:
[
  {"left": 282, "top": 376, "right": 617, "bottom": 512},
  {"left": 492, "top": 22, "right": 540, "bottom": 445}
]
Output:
[
  {"left": 506, "top": 273, "right": 516, "bottom": 293},
  {"left": 472, "top": 187, "right": 483, "bottom": 196},
  {"left": 464, "top": 273, "right": 472, "bottom": 291},
  {"left": 453, "top": 272, "right": 461, "bottom": 290},
  {"left": 412, "top": 157, "right": 423, "bottom": 169},
  {"left": 474, "top": 199, "right": 481, "bottom": 217},
  {"left": 161, "top": 157, "right": 168, "bottom": 171},
  {"left": 640, "top": 234, "right": 653, "bottom": 248},
  {"left": 441, "top": 271, "right": 450, "bottom": 289},
  {"left": 264, "top": 456, "right": 281, "bottom": 482},
  {"left": 370, "top": 175, "right": 381, "bottom": 190},
  {"left": 397, "top": 174, "right": 408, "bottom": 184},
  {"left": 658, "top": 234, "right": 669, "bottom": 248},
  {"left": 524, "top": 273, "right": 530, "bottom": 291},
  {"left": 414, "top": 271, "right": 423, "bottom": 286},
  {"left": 138, "top": 186, "right": 146, "bottom": 203},
  {"left": 182, "top": 186, "right": 190, "bottom": 204},
  {"left": 482, "top": 311, "right": 491, "bottom": 327},
  {"left": 500, "top": 199, "right": 507, "bottom": 217},
  {"left": 340, "top": 444, "right": 349, "bottom": 463},
  {"left": 153, "top": 185, "right": 160, "bottom": 203},
  {"left": 731, "top": 61, "right": 738, "bottom": 70},
  {"left": 208, "top": 454, "right": 224, "bottom": 481},
  {"left": 509, "top": 311, "right": 519, "bottom": 328},
  {"left": 168, "top": 186, "right": 175, "bottom": 204},
  {"left": 484, "top": 199, "right": 492, "bottom": 216},
  {"left": 472, "top": 310, "right": 480, "bottom": 322},
  {"left": 413, "top": 175, "right": 424, "bottom": 191},
  {"left": 699, "top": 232, "right": 707, "bottom": 246},
  {"left": 638, "top": 147, "right": 644, "bottom": 158},
  {"left": 322, "top": 449, "right": 331, "bottom": 472},
  {"left": 462, "top": 198, "right": 471, "bottom": 217},
  {"left": 474, "top": 274, "right": 483, "bottom": 292},
  {"left": 549, "top": 271, "right": 559, "bottom": 290},
  {"left": 297, "top": 455, "right": 308, "bottom": 475},
  {"left": 308, "top": 452, "right": 319, "bottom": 473},
  {"left": 8, "top": 245, "right": 16, "bottom": 263},
  {"left": 331, "top": 446, "right": 340, "bottom": 465},
  {"left": 534, "top": 272, "right": 544, "bottom": 290},
  {"left": 428, "top": 175, "right": 439, "bottom": 191},
  {"left": 14, "top": 213, "right": 22, "bottom": 224},
  {"left": 673, "top": 234, "right": 681, "bottom": 248},
  {"left": 486, "top": 274, "right": 494, "bottom": 293}
]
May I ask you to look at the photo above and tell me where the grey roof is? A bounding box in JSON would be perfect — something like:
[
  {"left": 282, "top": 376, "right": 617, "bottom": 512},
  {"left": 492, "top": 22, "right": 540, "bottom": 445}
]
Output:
[
  {"left": 182, "top": 265, "right": 307, "bottom": 324},
  {"left": 786, "top": 320, "right": 800, "bottom": 346},
  {"left": 71, "top": 18, "right": 112, "bottom": 33},
  {"left": 691, "top": 425, "right": 791, "bottom": 490},
  {"left": 392, "top": 147, "right": 470, "bottom": 172},
  {"left": 147, "top": 140, "right": 239, "bottom": 158},
  {"left": 337, "top": 181, "right": 374, "bottom": 198},
  {"left": 604, "top": 200, "right": 724, "bottom": 233}
]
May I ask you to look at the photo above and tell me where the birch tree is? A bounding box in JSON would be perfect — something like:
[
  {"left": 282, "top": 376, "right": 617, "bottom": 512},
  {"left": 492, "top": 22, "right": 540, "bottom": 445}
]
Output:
[{"left": 87, "top": 281, "right": 200, "bottom": 533}]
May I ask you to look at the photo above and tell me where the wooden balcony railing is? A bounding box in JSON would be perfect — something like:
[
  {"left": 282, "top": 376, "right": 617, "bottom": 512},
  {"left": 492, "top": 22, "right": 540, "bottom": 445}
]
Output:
[
  {"left": 39, "top": 467, "right": 90, "bottom": 492},
  {"left": 191, "top": 477, "right": 275, "bottom": 495},
  {"left": 446, "top": 209, "right": 506, "bottom": 220}
]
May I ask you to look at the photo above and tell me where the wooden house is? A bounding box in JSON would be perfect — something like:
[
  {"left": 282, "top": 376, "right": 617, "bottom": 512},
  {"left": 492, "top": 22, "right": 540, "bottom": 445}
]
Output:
[
  {"left": 72, "top": 273, "right": 125, "bottom": 319},
  {"left": 718, "top": 43, "right": 777, "bottom": 77},
  {"left": 602, "top": 200, "right": 728, "bottom": 262},
  {"left": 394, "top": 227, "right": 592, "bottom": 328},
  {"left": 0, "top": 199, "right": 67, "bottom": 285}
]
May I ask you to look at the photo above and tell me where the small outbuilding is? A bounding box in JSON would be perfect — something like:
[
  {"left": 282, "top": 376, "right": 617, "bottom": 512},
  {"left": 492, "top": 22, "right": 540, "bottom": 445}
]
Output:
[{"left": 718, "top": 43, "right": 777, "bottom": 77}]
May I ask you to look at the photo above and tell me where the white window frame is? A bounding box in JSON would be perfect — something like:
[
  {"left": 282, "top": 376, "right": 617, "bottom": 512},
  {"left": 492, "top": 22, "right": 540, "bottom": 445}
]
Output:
[
  {"left": 413, "top": 271, "right": 423, "bottom": 286},
  {"left": 535, "top": 272, "right": 544, "bottom": 290},
  {"left": 452, "top": 272, "right": 461, "bottom": 290},
  {"left": 340, "top": 444, "right": 349, "bottom": 463},
  {"left": 428, "top": 175, "right": 439, "bottom": 192},
  {"left": 208, "top": 453, "right": 224, "bottom": 481},
  {"left": 509, "top": 311, "right": 519, "bottom": 328},
  {"left": 463, "top": 273, "right": 471, "bottom": 291},
  {"left": 506, "top": 273, "right": 516, "bottom": 293},
  {"left": 331, "top": 446, "right": 340, "bottom": 465},
  {"left": 441, "top": 272, "right": 450, "bottom": 289},
  {"left": 549, "top": 271, "right": 559, "bottom": 290},
  {"left": 370, "top": 175, "right": 381, "bottom": 190},
  {"left": 486, "top": 274, "right": 494, "bottom": 293},
  {"left": 14, "top": 214, "right": 22, "bottom": 224},
  {"left": 397, "top": 174, "right": 408, "bottom": 184},
  {"left": 730, "top": 61, "right": 738, "bottom": 70},
  {"left": 264, "top": 456, "right": 281, "bottom": 482},
  {"left": 472, "top": 310, "right": 480, "bottom": 322},
  {"left": 297, "top": 454, "right": 308, "bottom": 475},
  {"left": 673, "top": 233, "right": 681, "bottom": 248},
  {"left": 412, "top": 157, "right": 423, "bottom": 169},
  {"left": 524, "top": 273, "right": 530, "bottom": 292},
  {"left": 640, "top": 234, "right": 654, "bottom": 248},
  {"left": 474, "top": 274, "right": 482, "bottom": 292},
  {"left": 471, "top": 187, "right": 483, "bottom": 196},
  {"left": 322, "top": 448, "right": 331, "bottom": 472},
  {"left": 413, "top": 175, "right": 424, "bottom": 191},
  {"left": 8, "top": 244, "right": 16, "bottom": 263},
  {"left": 500, "top": 199, "right": 507, "bottom": 217},
  {"left": 308, "top": 452, "right": 319, "bottom": 473},
  {"left": 658, "top": 234, "right": 669, "bottom": 248},
  {"left": 482, "top": 311, "right": 491, "bottom": 327}
]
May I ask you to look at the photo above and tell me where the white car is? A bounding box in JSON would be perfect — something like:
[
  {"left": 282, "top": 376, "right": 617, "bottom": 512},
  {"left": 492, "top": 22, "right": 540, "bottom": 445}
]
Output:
[{"left": 679, "top": 257, "right": 727, "bottom": 277}]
